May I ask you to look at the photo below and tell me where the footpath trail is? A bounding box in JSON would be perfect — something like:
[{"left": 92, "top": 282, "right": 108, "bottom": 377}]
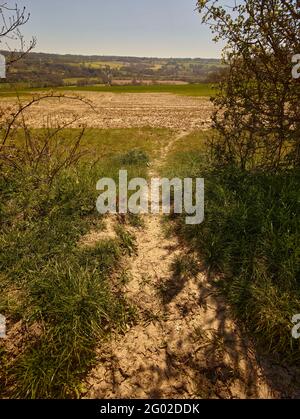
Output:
[{"left": 85, "top": 132, "right": 275, "bottom": 399}]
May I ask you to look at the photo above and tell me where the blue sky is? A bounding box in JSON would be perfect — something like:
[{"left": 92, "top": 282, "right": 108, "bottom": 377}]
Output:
[{"left": 20, "top": 0, "right": 223, "bottom": 58}]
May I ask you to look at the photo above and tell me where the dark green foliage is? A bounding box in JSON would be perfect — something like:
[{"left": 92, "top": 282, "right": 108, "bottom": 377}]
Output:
[
  {"left": 198, "top": 0, "right": 300, "bottom": 170},
  {"left": 186, "top": 0, "right": 300, "bottom": 363},
  {"left": 177, "top": 166, "right": 300, "bottom": 360}
]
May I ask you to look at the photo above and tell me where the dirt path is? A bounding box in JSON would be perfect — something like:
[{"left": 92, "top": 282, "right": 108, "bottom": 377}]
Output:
[{"left": 85, "top": 132, "right": 275, "bottom": 399}]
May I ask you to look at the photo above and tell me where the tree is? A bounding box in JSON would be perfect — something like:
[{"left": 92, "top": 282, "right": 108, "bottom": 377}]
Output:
[
  {"left": 198, "top": 0, "right": 300, "bottom": 170},
  {"left": 0, "top": 2, "right": 36, "bottom": 71},
  {"left": 100, "top": 65, "right": 112, "bottom": 86},
  {"left": 0, "top": 3, "right": 94, "bottom": 184}
]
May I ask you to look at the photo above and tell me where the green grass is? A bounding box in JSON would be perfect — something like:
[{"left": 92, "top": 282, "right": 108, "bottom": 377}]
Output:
[
  {"left": 0, "top": 127, "right": 173, "bottom": 398},
  {"left": 68, "top": 61, "right": 125, "bottom": 69},
  {"left": 0, "top": 83, "right": 217, "bottom": 98},
  {"left": 79, "top": 127, "right": 173, "bottom": 160},
  {"left": 86, "top": 61, "right": 124, "bottom": 69},
  {"left": 0, "top": 162, "right": 129, "bottom": 398},
  {"left": 62, "top": 82, "right": 217, "bottom": 97},
  {"left": 162, "top": 131, "right": 300, "bottom": 363}
]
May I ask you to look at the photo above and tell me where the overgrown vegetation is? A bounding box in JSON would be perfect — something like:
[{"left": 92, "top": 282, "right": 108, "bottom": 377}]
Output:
[
  {"left": 161, "top": 0, "right": 300, "bottom": 363},
  {"left": 198, "top": 0, "right": 300, "bottom": 170},
  {"left": 0, "top": 125, "right": 171, "bottom": 398},
  {"left": 164, "top": 146, "right": 300, "bottom": 360}
]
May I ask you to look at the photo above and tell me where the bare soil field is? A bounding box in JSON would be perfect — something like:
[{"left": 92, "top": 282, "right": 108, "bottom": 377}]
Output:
[{"left": 3, "top": 92, "right": 213, "bottom": 130}]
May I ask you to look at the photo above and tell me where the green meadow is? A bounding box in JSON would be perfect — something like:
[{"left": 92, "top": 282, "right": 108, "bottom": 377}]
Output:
[{"left": 0, "top": 82, "right": 217, "bottom": 98}]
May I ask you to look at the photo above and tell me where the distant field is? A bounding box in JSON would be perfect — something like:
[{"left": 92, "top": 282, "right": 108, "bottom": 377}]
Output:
[
  {"left": 68, "top": 61, "right": 125, "bottom": 69},
  {"left": 62, "top": 83, "right": 217, "bottom": 97},
  {"left": 88, "top": 61, "right": 124, "bottom": 69},
  {"left": 0, "top": 83, "right": 217, "bottom": 97}
]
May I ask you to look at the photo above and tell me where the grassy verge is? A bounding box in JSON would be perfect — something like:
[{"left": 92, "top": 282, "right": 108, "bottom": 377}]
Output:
[
  {"left": 0, "top": 127, "right": 173, "bottom": 398},
  {"left": 162, "top": 130, "right": 300, "bottom": 362}
]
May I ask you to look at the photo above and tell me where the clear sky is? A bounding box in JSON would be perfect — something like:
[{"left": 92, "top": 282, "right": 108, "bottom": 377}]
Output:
[{"left": 19, "top": 0, "right": 223, "bottom": 58}]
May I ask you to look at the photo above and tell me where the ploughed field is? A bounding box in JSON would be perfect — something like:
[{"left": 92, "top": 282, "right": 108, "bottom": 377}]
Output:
[{"left": 3, "top": 91, "right": 213, "bottom": 130}]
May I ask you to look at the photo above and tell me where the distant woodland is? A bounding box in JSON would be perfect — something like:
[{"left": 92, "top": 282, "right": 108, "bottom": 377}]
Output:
[{"left": 0, "top": 51, "right": 224, "bottom": 87}]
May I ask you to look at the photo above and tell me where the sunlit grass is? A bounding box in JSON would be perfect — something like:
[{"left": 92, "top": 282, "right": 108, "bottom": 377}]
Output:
[
  {"left": 0, "top": 83, "right": 217, "bottom": 98},
  {"left": 0, "top": 127, "right": 173, "bottom": 398}
]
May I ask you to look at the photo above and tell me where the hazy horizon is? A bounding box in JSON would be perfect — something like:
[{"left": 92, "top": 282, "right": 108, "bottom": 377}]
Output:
[
  {"left": 12, "top": 50, "right": 221, "bottom": 60},
  {"left": 18, "top": 0, "right": 224, "bottom": 59}
]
